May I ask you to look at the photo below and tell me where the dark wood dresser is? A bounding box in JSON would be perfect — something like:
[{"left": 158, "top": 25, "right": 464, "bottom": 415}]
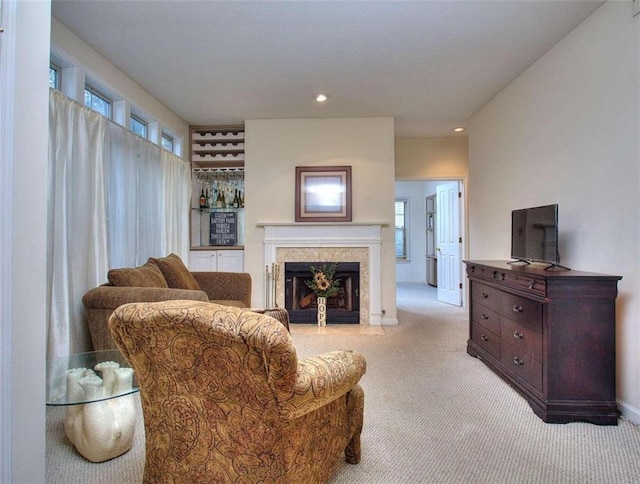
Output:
[{"left": 464, "top": 260, "right": 621, "bottom": 425}]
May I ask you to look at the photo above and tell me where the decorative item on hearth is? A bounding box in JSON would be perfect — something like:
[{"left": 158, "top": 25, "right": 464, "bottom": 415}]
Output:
[{"left": 305, "top": 263, "right": 340, "bottom": 327}]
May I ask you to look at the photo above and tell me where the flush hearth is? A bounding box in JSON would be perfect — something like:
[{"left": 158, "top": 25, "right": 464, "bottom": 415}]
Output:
[{"left": 285, "top": 262, "right": 360, "bottom": 324}]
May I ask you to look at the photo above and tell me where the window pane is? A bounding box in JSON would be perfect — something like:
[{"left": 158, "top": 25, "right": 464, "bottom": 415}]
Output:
[
  {"left": 395, "top": 228, "right": 406, "bottom": 258},
  {"left": 84, "top": 88, "right": 111, "bottom": 118},
  {"left": 161, "top": 134, "right": 174, "bottom": 152},
  {"left": 49, "top": 67, "right": 59, "bottom": 89},
  {"left": 395, "top": 199, "right": 407, "bottom": 259},
  {"left": 130, "top": 116, "right": 147, "bottom": 138}
]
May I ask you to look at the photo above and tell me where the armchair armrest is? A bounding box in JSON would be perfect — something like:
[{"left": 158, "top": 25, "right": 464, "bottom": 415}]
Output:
[
  {"left": 191, "top": 271, "right": 251, "bottom": 307},
  {"left": 277, "top": 349, "right": 366, "bottom": 420}
]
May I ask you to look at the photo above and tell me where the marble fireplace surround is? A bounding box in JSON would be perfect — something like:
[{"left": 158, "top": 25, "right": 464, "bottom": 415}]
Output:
[{"left": 260, "top": 223, "right": 383, "bottom": 325}]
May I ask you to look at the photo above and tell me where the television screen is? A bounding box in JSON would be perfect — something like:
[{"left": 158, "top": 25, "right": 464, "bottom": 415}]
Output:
[{"left": 511, "top": 204, "right": 559, "bottom": 264}]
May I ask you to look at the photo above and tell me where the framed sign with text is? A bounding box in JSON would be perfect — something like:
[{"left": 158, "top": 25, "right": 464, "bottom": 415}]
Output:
[{"left": 210, "top": 211, "right": 238, "bottom": 246}]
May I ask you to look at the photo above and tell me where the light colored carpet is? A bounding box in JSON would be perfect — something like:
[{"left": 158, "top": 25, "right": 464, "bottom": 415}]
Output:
[{"left": 46, "top": 283, "right": 640, "bottom": 483}]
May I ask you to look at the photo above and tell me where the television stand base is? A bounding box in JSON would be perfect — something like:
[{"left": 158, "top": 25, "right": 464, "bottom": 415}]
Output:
[
  {"left": 544, "top": 262, "right": 571, "bottom": 271},
  {"left": 507, "top": 259, "right": 571, "bottom": 271}
]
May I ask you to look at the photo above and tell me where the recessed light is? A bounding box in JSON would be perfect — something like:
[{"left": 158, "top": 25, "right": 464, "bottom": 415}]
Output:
[
  {"left": 315, "top": 93, "right": 328, "bottom": 103},
  {"left": 453, "top": 127, "right": 465, "bottom": 132}
]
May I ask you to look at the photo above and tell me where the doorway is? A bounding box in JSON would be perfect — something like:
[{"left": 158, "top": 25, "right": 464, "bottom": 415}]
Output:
[{"left": 395, "top": 179, "right": 466, "bottom": 307}]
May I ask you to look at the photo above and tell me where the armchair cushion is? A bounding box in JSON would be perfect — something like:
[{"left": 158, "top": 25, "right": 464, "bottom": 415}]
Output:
[
  {"left": 149, "top": 253, "right": 200, "bottom": 290},
  {"left": 107, "top": 260, "right": 168, "bottom": 288},
  {"left": 108, "top": 300, "right": 365, "bottom": 483}
]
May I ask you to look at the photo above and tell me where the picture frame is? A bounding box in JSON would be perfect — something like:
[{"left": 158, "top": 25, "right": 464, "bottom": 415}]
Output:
[{"left": 295, "top": 165, "right": 352, "bottom": 222}]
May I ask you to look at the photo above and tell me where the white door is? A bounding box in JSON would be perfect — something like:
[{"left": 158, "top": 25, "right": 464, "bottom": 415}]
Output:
[{"left": 436, "top": 182, "right": 462, "bottom": 306}]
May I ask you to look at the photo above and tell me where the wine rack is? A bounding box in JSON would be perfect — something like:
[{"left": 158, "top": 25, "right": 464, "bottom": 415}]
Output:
[{"left": 190, "top": 125, "right": 244, "bottom": 167}]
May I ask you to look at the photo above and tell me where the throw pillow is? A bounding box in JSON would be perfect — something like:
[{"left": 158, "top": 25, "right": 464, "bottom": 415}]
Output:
[
  {"left": 108, "top": 261, "right": 168, "bottom": 288},
  {"left": 149, "top": 253, "right": 201, "bottom": 290}
]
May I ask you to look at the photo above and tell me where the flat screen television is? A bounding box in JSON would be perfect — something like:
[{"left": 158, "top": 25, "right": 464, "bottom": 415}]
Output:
[{"left": 510, "top": 204, "right": 566, "bottom": 269}]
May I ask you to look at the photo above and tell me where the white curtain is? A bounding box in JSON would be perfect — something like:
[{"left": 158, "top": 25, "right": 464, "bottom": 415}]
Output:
[{"left": 47, "top": 89, "right": 190, "bottom": 360}]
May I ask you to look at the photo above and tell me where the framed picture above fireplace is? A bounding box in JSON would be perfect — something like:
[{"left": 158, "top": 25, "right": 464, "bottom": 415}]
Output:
[{"left": 295, "top": 166, "right": 352, "bottom": 222}]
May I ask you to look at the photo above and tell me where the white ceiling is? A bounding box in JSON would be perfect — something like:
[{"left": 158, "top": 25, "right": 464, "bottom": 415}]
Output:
[{"left": 51, "top": 1, "right": 605, "bottom": 138}]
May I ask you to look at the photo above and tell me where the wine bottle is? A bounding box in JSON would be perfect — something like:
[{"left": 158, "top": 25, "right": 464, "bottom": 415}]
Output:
[{"left": 199, "top": 189, "right": 207, "bottom": 209}]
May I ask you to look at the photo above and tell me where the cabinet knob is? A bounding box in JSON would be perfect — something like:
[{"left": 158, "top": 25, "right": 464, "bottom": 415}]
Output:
[
  {"left": 480, "top": 334, "right": 489, "bottom": 342},
  {"left": 480, "top": 314, "right": 489, "bottom": 320},
  {"left": 513, "top": 331, "right": 524, "bottom": 339},
  {"left": 481, "top": 293, "right": 489, "bottom": 299},
  {"left": 528, "top": 280, "right": 535, "bottom": 289},
  {"left": 512, "top": 305, "right": 524, "bottom": 313},
  {"left": 513, "top": 356, "right": 524, "bottom": 366}
]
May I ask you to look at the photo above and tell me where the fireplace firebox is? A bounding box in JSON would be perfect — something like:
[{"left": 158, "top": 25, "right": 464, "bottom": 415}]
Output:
[{"left": 284, "top": 262, "right": 360, "bottom": 324}]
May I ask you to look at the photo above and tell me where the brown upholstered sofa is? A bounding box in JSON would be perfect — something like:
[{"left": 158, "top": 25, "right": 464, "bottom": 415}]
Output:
[
  {"left": 83, "top": 253, "right": 288, "bottom": 351},
  {"left": 109, "top": 300, "right": 366, "bottom": 483}
]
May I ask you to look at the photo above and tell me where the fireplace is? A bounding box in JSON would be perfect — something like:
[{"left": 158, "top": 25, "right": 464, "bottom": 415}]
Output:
[
  {"left": 261, "top": 223, "right": 383, "bottom": 325},
  {"left": 285, "top": 262, "right": 360, "bottom": 324}
]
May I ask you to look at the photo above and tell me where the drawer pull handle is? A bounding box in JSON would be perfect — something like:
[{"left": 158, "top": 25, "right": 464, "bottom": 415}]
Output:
[
  {"left": 513, "top": 357, "right": 524, "bottom": 366},
  {"left": 481, "top": 293, "right": 489, "bottom": 299},
  {"left": 480, "top": 314, "right": 489, "bottom": 320},
  {"left": 513, "top": 331, "right": 524, "bottom": 339},
  {"left": 480, "top": 334, "right": 489, "bottom": 342},
  {"left": 528, "top": 280, "right": 535, "bottom": 289},
  {"left": 513, "top": 305, "right": 524, "bottom": 313},
  {"left": 492, "top": 271, "right": 497, "bottom": 279}
]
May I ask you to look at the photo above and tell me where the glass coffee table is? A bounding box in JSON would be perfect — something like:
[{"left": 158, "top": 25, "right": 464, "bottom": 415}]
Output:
[{"left": 47, "top": 350, "right": 139, "bottom": 462}]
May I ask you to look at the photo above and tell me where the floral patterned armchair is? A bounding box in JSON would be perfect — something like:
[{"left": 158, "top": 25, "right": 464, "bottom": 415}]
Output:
[{"left": 108, "top": 300, "right": 366, "bottom": 483}]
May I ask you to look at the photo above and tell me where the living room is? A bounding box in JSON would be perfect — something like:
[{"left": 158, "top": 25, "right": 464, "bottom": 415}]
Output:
[{"left": 2, "top": 1, "right": 639, "bottom": 482}]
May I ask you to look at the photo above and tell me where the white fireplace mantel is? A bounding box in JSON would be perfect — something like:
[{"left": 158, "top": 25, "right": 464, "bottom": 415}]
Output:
[{"left": 259, "top": 223, "right": 386, "bottom": 325}]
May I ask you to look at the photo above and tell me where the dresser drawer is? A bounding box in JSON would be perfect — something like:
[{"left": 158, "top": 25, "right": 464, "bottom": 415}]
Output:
[
  {"left": 501, "top": 318, "right": 542, "bottom": 361},
  {"left": 471, "top": 301, "right": 500, "bottom": 335},
  {"left": 503, "top": 271, "right": 547, "bottom": 297},
  {"left": 500, "top": 326, "right": 542, "bottom": 391},
  {"left": 471, "top": 321, "right": 500, "bottom": 359},
  {"left": 500, "top": 293, "right": 542, "bottom": 332},
  {"left": 471, "top": 282, "right": 501, "bottom": 312}
]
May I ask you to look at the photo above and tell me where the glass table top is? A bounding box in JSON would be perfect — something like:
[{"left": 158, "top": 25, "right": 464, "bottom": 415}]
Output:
[{"left": 46, "top": 349, "right": 139, "bottom": 406}]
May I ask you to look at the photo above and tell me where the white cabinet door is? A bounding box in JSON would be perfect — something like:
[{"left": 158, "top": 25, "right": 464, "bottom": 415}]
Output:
[
  {"left": 189, "top": 250, "right": 244, "bottom": 272},
  {"left": 190, "top": 251, "right": 217, "bottom": 271},
  {"left": 217, "top": 250, "right": 244, "bottom": 272}
]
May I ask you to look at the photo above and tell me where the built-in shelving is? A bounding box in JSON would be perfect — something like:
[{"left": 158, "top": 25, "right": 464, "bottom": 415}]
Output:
[{"left": 190, "top": 125, "right": 245, "bottom": 263}]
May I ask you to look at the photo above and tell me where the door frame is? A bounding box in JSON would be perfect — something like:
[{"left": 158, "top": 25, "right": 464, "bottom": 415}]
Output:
[{"left": 395, "top": 176, "right": 468, "bottom": 308}]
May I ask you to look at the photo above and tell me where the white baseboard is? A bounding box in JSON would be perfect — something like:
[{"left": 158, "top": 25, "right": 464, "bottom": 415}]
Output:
[
  {"left": 381, "top": 317, "right": 399, "bottom": 326},
  {"left": 617, "top": 399, "right": 640, "bottom": 425}
]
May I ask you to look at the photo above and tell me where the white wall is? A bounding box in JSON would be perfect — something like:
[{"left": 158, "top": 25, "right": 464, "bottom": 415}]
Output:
[
  {"left": 468, "top": 2, "right": 640, "bottom": 421},
  {"left": 0, "top": 1, "right": 50, "bottom": 481},
  {"left": 244, "top": 117, "right": 397, "bottom": 322}
]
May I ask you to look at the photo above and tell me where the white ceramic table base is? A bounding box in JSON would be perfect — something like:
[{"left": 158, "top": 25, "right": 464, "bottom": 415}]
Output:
[{"left": 63, "top": 363, "right": 137, "bottom": 462}]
